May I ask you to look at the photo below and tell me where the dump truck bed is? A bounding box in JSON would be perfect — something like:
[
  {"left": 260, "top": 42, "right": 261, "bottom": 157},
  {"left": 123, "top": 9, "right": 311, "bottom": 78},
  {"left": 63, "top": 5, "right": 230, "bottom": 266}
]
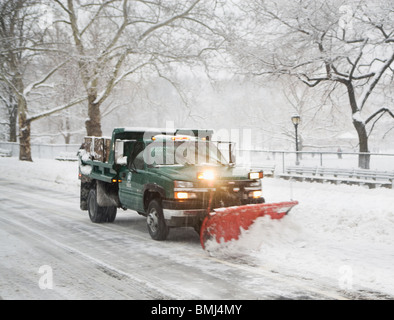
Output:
[{"left": 79, "top": 136, "right": 117, "bottom": 183}]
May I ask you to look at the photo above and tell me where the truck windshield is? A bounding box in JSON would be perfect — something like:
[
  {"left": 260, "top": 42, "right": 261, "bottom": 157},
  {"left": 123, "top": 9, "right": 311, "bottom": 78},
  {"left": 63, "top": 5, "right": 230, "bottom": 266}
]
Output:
[{"left": 145, "top": 141, "right": 229, "bottom": 167}]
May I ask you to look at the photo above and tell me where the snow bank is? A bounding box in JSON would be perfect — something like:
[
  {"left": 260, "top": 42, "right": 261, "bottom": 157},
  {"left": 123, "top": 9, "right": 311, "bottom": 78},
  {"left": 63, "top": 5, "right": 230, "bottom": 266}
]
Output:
[
  {"left": 0, "top": 157, "right": 79, "bottom": 195},
  {"left": 205, "top": 178, "right": 394, "bottom": 297}
]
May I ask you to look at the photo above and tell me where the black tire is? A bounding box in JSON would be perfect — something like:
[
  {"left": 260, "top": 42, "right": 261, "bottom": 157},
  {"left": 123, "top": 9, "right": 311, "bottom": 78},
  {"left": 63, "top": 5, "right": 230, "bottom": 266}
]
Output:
[
  {"left": 146, "top": 199, "right": 169, "bottom": 241},
  {"left": 105, "top": 206, "right": 117, "bottom": 223},
  {"left": 80, "top": 182, "right": 89, "bottom": 210},
  {"left": 194, "top": 220, "right": 203, "bottom": 235},
  {"left": 87, "top": 189, "right": 117, "bottom": 223}
]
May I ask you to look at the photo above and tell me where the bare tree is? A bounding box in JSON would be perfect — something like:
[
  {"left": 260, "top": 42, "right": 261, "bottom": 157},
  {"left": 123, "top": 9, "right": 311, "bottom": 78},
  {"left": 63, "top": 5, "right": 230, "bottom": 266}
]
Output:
[
  {"left": 0, "top": 0, "right": 32, "bottom": 158},
  {"left": 0, "top": 83, "right": 17, "bottom": 142},
  {"left": 53, "top": 0, "right": 225, "bottom": 137},
  {"left": 45, "top": 22, "right": 86, "bottom": 144},
  {"left": 0, "top": 0, "right": 87, "bottom": 160},
  {"left": 231, "top": 0, "right": 394, "bottom": 168}
]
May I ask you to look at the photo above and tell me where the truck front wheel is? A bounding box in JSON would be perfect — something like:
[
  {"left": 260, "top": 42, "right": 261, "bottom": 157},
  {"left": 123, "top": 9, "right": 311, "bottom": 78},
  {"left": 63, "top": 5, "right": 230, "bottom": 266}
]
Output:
[
  {"left": 87, "top": 189, "right": 117, "bottom": 223},
  {"left": 147, "top": 199, "right": 169, "bottom": 241}
]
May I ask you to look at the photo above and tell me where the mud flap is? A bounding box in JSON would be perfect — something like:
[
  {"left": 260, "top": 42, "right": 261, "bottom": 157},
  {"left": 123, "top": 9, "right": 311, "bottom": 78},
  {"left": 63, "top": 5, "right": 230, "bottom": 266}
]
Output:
[{"left": 200, "top": 201, "right": 299, "bottom": 249}]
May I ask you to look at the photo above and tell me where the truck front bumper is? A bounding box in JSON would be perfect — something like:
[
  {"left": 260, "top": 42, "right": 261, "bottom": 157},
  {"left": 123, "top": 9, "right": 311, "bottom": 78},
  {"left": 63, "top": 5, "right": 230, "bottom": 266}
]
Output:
[{"left": 162, "top": 200, "right": 207, "bottom": 227}]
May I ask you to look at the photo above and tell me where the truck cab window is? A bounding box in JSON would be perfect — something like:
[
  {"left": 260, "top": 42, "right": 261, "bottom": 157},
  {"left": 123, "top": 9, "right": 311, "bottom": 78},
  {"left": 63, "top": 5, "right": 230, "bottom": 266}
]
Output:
[
  {"left": 128, "top": 142, "right": 145, "bottom": 171},
  {"left": 133, "top": 150, "right": 145, "bottom": 170}
]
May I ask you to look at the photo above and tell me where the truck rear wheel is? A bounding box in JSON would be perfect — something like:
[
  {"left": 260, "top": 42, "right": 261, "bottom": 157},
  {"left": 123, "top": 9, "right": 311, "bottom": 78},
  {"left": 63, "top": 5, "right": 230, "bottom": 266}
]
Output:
[
  {"left": 87, "top": 189, "right": 117, "bottom": 223},
  {"left": 80, "top": 181, "right": 90, "bottom": 210},
  {"left": 105, "top": 206, "right": 117, "bottom": 223},
  {"left": 147, "top": 199, "right": 169, "bottom": 241}
]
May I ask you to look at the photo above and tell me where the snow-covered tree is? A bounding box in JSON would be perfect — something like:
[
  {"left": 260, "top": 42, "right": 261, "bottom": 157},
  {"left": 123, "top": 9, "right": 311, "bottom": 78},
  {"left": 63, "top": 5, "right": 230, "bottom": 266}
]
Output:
[
  {"left": 0, "top": 82, "right": 17, "bottom": 142},
  {"left": 53, "top": 0, "right": 226, "bottom": 137},
  {"left": 229, "top": 0, "right": 394, "bottom": 168},
  {"left": 0, "top": 0, "right": 85, "bottom": 160}
]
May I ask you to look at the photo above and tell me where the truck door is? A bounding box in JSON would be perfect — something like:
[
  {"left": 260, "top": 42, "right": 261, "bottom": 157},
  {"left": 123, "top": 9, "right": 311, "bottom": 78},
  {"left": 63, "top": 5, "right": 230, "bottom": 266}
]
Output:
[{"left": 119, "top": 141, "right": 146, "bottom": 212}]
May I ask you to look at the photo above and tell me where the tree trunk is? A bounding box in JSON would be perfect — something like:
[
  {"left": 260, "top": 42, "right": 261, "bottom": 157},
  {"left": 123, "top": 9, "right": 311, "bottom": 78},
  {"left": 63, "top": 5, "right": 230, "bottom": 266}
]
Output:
[
  {"left": 15, "top": 75, "right": 32, "bottom": 161},
  {"left": 85, "top": 93, "right": 102, "bottom": 137},
  {"left": 9, "top": 105, "right": 17, "bottom": 142},
  {"left": 65, "top": 133, "right": 71, "bottom": 144},
  {"left": 345, "top": 81, "right": 371, "bottom": 169},
  {"left": 353, "top": 120, "right": 370, "bottom": 169},
  {"left": 19, "top": 112, "right": 32, "bottom": 162},
  {"left": 64, "top": 115, "right": 71, "bottom": 144}
]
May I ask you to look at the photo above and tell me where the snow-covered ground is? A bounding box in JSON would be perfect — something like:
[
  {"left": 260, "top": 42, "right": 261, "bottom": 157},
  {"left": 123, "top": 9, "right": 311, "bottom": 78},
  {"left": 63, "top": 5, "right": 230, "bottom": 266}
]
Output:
[
  {"left": 1, "top": 157, "right": 393, "bottom": 299},
  {"left": 207, "top": 178, "right": 394, "bottom": 297}
]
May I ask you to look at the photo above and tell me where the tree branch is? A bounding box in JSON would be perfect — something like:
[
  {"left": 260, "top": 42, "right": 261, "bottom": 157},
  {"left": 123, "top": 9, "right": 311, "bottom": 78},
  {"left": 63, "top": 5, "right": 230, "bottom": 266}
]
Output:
[
  {"left": 94, "top": 57, "right": 153, "bottom": 106},
  {"left": 138, "top": 0, "right": 201, "bottom": 41},
  {"left": 298, "top": 74, "right": 329, "bottom": 87},
  {"left": 0, "top": 72, "right": 24, "bottom": 101},
  {"left": 349, "top": 39, "right": 368, "bottom": 80},
  {"left": 365, "top": 107, "right": 394, "bottom": 125},
  {"left": 23, "top": 59, "right": 70, "bottom": 96},
  {"left": 101, "top": 0, "right": 130, "bottom": 55},
  {"left": 80, "top": 0, "right": 118, "bottom": 37},
  {"left": 27, "top": 96, "right": 87, "bottom": 122},
  {"left": 358, "top": 51, "right": 394, "bottom": 110},
  {"left": 53, "top": 0, "right": 72, "bottom": 16}
]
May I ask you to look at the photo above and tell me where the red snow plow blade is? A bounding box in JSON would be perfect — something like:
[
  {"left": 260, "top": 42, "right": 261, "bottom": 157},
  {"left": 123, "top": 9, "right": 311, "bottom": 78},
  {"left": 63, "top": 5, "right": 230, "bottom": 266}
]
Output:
[{"left": 200, "top": 201, "right": 298, "bottom": 249}]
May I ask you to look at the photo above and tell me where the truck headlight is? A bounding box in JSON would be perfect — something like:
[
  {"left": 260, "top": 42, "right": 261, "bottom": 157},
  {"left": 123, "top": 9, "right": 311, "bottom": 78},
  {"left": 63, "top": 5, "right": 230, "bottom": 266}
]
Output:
[
  {"left": 175, "top": 192, "right": 197, "bottom": 200},
  {"left": 174, "top": 181, "right": 194, "bottom": 188},
  {"left": 249, "top": 172, "right": 263, "bottom": 180},
  {"left": 249, "top": 190, "right": 263, "bottom": 198},
  {"left": 197, "top": 170, "right": 215, "bottom": 180}
]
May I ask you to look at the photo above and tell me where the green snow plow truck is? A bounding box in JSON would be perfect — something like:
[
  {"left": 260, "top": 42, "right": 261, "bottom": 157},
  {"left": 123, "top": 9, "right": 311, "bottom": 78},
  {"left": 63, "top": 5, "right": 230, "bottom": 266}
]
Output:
[{"left": 78, "top": 128, "right": 268, "bottom": 237}]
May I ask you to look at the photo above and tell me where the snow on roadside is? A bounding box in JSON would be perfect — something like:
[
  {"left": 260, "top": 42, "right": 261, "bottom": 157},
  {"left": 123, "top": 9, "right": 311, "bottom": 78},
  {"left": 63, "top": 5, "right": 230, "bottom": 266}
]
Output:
[
  {"left": 0, "top": 157, "right": 79, "bottom": 195},
  {"left": 205, "top": 178, "right": 394, "bottom": 297}
]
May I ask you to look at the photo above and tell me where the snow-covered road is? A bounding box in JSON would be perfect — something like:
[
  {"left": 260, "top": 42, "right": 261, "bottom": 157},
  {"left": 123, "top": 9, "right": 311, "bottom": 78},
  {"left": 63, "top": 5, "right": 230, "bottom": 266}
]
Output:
[
  {"left": 0, "top": 158, "right": 393, "bottom": 300},
  {"left": 0, "top": 178, "right": 340, "bottom": 300}
]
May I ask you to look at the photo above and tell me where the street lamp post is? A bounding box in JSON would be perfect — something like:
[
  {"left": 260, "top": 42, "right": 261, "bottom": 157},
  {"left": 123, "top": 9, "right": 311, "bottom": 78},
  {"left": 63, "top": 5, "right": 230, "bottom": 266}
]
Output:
[{"left": 291, "top": 115, "right": 301, "bottom": 165}]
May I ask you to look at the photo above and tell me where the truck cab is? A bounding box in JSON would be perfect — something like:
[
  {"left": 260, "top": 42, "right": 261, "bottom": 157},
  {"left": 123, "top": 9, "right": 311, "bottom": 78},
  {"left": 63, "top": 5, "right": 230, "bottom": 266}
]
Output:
[{"left": 78, "top": 128, "right": 264, "bottom": 241}]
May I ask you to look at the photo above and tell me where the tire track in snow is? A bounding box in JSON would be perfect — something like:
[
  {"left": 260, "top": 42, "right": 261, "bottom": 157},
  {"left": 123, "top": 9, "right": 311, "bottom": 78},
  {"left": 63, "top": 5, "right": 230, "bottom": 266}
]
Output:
[{"left": 0, "top": 214, "right": 178, "bottom": 300}]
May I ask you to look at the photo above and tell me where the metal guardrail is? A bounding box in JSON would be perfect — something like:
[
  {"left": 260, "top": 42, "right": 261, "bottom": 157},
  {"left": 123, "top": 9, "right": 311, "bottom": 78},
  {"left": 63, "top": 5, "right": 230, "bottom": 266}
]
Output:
[
  {"left": 238, "top": 150, "right": 394, "bottom": 173},
  {"left": 0, "top": 141, "right": 80, "bottom": 159},
  {"left": 276, "top": 165, "right": 394, "bottom": 189},
  {"left": 237, "top": 149, "right": 394, "bottom": 188},
  {"left": 0, "top": 149, "right": 12, "bottom": 157}
]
